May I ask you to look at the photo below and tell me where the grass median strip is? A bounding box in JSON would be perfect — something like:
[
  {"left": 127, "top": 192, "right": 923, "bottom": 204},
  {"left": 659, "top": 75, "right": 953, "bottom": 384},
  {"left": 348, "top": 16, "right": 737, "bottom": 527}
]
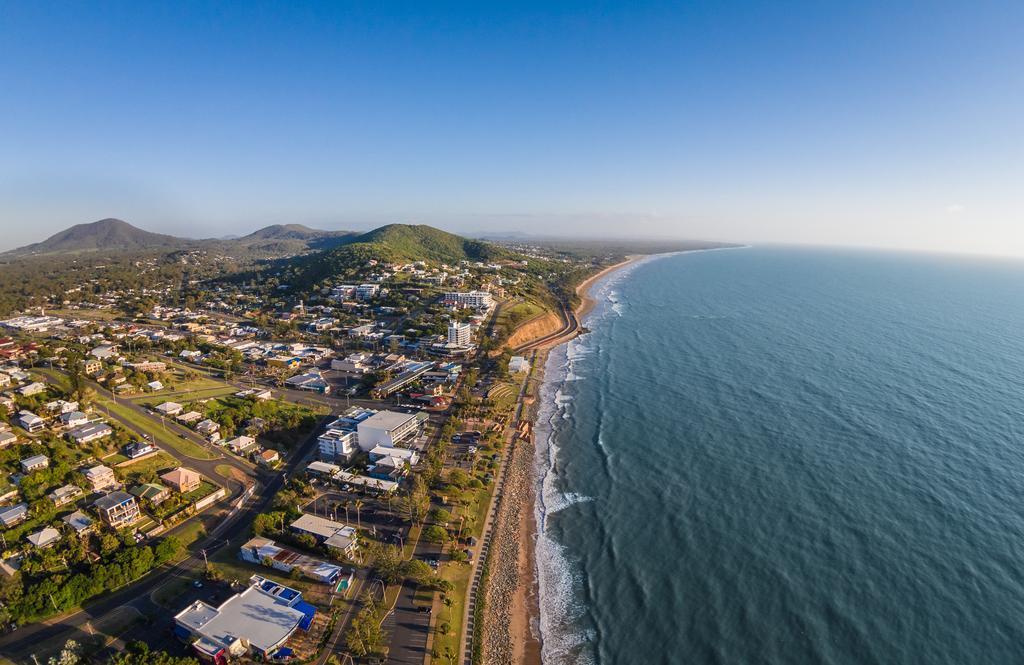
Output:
[{"left": 98, "top": 397, "right": 219, "bottom": 460}]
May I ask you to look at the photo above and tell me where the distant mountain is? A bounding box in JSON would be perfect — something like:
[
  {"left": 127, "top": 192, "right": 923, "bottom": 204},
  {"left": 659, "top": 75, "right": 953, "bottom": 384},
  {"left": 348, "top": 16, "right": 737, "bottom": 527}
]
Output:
[
  {"left": 240, "top": 224, "right": 330, "bottom": 241},
  {"left": 290, "top": 223, "right": 512, "bottom": 285},
  {"left": 5, "top": 218, "right": 191, "bottom": 256}
]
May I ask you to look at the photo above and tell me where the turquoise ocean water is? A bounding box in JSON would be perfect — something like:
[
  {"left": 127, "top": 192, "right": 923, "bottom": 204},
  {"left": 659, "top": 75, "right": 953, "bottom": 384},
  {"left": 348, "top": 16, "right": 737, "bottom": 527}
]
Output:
[{"left": 534, "top": 247, "right": 1024, "bottom": 664}]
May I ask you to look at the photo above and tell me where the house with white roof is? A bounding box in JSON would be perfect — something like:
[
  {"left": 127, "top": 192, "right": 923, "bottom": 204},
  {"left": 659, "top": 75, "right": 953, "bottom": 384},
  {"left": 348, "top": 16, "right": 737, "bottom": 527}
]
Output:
[{"left": 25, "top": 527, "right": 61, "bottom": 549}]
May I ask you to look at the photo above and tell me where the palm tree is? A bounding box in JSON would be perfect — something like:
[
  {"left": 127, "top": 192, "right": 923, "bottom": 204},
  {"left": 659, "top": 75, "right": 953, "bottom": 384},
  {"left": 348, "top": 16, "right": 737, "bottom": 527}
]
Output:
[
  {"left": 342, "top": 500, "right": 351, "bottom": 524},
  {"left": 354, "top": 499, "right": 364, "bottom": 528}
]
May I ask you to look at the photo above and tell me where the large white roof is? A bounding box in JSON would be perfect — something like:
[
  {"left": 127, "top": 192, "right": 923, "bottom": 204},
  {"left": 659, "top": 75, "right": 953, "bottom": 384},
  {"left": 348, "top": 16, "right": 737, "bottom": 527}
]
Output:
[{"left": 360, "top": 410, "right": 417, "bottom": 431}]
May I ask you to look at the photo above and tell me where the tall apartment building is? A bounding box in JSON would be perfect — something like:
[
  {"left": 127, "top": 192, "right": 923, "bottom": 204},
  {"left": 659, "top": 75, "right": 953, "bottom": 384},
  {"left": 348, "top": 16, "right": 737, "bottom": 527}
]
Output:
[{"left": 448, "top": 322, "right": 473, "bottom": 347}]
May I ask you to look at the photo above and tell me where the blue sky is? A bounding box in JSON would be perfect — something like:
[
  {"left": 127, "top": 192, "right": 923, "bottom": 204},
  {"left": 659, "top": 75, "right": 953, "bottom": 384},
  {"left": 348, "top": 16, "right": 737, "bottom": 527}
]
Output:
[{"left": 1, "top": 1, "right": 1022, "bottom": 255}]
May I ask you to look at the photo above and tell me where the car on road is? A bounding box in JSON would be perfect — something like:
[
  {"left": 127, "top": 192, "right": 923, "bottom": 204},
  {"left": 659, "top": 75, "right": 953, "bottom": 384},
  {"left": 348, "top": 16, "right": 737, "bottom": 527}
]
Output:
[{"left": 193, "top": 580, "right": 203, "bottom": 588}]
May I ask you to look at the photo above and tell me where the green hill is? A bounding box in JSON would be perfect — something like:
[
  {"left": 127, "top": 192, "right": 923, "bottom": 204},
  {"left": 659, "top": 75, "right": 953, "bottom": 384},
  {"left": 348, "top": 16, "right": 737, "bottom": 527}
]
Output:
[{"left": 292, "top": 224, "right": 512, "bottom": 284}]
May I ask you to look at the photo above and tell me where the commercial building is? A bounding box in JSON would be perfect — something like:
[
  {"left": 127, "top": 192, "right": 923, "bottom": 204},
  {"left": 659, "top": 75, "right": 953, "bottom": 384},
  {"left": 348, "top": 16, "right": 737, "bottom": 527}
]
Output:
[
  {"left": 508, "top": 355, "right": 530, "bottom": 373},
  {"left": 356, "top": 410, "right": 426, "bottom": 451},
  {"left": 285, "top": 370, "right": 331, "bottom": 394},
  {"left": 174, "top": 577, "right": 315, "bottom": 661},
  {"left": 93, "top": 491, "right": 141, "bottom": 529}
]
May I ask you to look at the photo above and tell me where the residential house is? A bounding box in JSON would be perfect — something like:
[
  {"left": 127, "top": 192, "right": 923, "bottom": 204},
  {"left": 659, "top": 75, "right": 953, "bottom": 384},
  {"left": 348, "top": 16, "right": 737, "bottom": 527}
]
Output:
[
  {"left": 195, "top": 419, "right": 221, "bottom": 441},
  {"left": 62, "top": 510, "right": 95, "bottom": 534},
  {"left": 20, "top": 454, "right": 49, "bottom": 472},
  {"left": 84, "top": 359, "right": 103, "bottom": 375},
  {"left": 154, "top": 401, "right": 184, "bottom": 417},
  {"left": 83, "top": 464, "right": 118, "bottom": 492},
  {"left": 124, "top": 441, "right": 158, "bottom": 459},
  {"left": 93, "top": 491, "right": 141, "bottom": 529},
  {"left": 146, "top": 380, "right": 164, "bottom": 392},
  {"left": 161, "top": 467, "right": 202, "bottom": 493},
  {"left": 258, "top": 449, "right": 280, "bottom": 467},
  {"left": 289, "top": 514, "right": 359, "bottom": 558},
  {"left": 130, "top": 483, "right": 171, "bottom": 505},
  {"left": 60, "top": 410, "right": 89, "bottom": 428},
  {"left": 17, "top": 382, "right": 46, "bottom": 397},
  {"left": 48, "top": 484, "right": 83, "bottom": 507},
  {"left": 17, "top": 410, "right": 45, "bottom": 433},
  {"left": 25, "top": 527, "right": 61, "bottom": 549},
  {"left": 176, "top": 410, "right": 203, "bottom": 425},
  {"left": 0, "top": 503, "right": 28, "bottom": 528},
  {"left": 67, "top": 422, "right": 113, "bottom": 444},
  {"left": 224, "top": 435, "right": 257, "bottom": 455},
  {"left": 0, "top": 430, "right": 17, "bottom": 448}
]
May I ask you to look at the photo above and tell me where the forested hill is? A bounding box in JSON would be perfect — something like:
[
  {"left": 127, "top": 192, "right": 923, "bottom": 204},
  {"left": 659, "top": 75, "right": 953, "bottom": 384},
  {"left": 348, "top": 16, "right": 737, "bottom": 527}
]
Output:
[{"left": 286, "top": 224, "right": 514, "bottom": 286}]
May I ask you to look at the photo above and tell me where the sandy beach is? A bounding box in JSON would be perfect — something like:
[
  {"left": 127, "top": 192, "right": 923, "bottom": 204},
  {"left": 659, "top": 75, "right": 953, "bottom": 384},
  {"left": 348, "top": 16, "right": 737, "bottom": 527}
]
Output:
[
  {"left": 500, "top": 256, "right": 646, "bottom": 665},
  {"left": 575, "top": 255, "right": 643, "bottom": 320}
]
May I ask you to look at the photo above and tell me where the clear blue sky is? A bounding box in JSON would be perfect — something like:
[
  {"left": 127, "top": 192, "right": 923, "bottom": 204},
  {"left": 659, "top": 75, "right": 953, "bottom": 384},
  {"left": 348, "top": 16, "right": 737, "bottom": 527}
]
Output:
[{"left": 1, "top": 1, "right": 1022, "bottom": 255}]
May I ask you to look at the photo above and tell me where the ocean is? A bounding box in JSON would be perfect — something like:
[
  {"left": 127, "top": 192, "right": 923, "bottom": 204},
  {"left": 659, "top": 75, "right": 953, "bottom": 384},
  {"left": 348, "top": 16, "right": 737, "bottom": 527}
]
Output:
[{"left": 533, "top": 247, "right": 1024, "bottom": 665}]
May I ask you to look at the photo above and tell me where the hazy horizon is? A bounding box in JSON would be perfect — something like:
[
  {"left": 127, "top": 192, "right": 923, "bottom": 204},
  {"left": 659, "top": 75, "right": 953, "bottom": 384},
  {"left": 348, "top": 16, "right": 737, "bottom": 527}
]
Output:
[{"left": 2, "top": 2, "right": 1022, "bottom": 256}]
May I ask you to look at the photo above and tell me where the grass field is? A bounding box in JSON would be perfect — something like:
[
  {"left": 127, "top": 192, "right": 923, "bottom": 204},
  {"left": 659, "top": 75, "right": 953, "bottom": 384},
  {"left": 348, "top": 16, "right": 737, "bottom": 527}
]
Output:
[
  {"left": 432, "top": 561, "right": 472, "bottom": 663},
  {"left": 97, "top": 397, "right": 219, "bottom": 460}
]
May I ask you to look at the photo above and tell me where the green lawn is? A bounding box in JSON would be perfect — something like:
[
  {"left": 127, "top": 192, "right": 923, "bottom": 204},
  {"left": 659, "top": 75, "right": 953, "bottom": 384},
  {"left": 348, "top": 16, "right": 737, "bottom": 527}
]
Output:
[
  {"left": 432, "top": 561, "right": 472, "bottom": 663},
  {"left": 115, "top": 451, "right": 179, "bottom": 481},
  {"left": 98, "top": 398, "right": 219, "bottom": 460}
]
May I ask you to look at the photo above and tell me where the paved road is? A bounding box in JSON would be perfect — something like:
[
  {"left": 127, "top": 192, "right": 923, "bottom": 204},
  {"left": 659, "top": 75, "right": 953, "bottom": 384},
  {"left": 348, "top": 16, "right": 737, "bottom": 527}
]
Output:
[{"left": 0, "top": 404, "right": 330, "bottom": 665}]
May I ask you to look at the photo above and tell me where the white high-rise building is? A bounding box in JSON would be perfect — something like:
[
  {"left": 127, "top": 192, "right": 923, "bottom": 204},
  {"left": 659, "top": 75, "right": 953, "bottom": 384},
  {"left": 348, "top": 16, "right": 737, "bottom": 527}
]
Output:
[
  {"left": 443, "top": 291, "right": 494, "bottom": 310},
  {"left": 448, "top": 322, "right": 473, "bottom": 347}
]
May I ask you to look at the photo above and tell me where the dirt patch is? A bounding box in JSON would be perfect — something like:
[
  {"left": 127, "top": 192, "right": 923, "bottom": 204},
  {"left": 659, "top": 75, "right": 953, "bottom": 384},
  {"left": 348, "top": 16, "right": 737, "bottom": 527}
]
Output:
[{"left": 507, "top": 312, "right": 561, "bottom": 348}]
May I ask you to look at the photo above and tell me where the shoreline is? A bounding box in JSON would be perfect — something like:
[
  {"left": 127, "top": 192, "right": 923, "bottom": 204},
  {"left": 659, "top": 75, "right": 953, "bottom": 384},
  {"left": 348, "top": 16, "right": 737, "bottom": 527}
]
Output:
[
  {"left": 574, "top": 255, "right": 644, "bottom": 321},
  {"left": 509, "top": 256, "right": 647, "bottom": 665}
]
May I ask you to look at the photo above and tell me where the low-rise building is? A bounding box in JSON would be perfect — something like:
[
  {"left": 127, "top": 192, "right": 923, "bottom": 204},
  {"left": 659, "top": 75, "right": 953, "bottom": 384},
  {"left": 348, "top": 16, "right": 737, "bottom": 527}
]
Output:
[
  {"left": 67, "top": 421, "right": 113, "bottom": 444},
  {"left": 17, "top": 410, "right": 45, "bottom": 433},
  {"left": 0, "top": 430, "right": 17, "bottom": 448},
  {"left": 174, "top": 577, "right": 315, "bottom": 661},
  {"left": 356, "top": 410, "right": 425, "bottom": 451},
  {"left": 93, "top": 491, "right": 141, "bottom": 529},
  {"left": 258, "top": 449, "right": 280, "bottom": 467},
  {"left": 224, "top": 435, "right": 257, "bottom": 455},
  {"left": 161, "top": 467, "right": 202, "bottom": 493},
  {"left": 25, "top": 527, "right": 61, "bottom": 549},
  {"left": 48, "top": 484, "right": 83, "bottom": 507},
  {"left": 84, "top": 464, "right": 118, "bottom": 492},
  {"left": 62, "top": 510, "right": 95, "bottom": 534},
  {"left": 285, "top": 370, "right": 331, "bottom": 394},
  {"left": 0, "top": 503, "right": 28, "bottom": 528},
  {"left": 239, "top": 538, "right": 343, "bottom": 584},
  {"left": 154, "top": 401, "right": 183, "bottom": 417},
  {"left": 289, "top": 514, "right": 359, "bottom": 558},
  {"left": 130, "top": 482, "right": 171, "bottom": 505},
  {"left": 20, "top": 454, "right": 49, "bottom": 472}
]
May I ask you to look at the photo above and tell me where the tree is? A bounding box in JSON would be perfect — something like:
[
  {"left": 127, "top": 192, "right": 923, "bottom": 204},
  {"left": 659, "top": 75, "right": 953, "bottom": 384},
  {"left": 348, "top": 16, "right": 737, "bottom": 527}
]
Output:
[
  {"left": 422, "top": 525, "right": 448, "bottom": 544},
  {"left": 354, "top": 499, "right": 364, "bottom": 528},
  {"left": 47, "top": 640, "right": 80, "bottom": 665}
]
